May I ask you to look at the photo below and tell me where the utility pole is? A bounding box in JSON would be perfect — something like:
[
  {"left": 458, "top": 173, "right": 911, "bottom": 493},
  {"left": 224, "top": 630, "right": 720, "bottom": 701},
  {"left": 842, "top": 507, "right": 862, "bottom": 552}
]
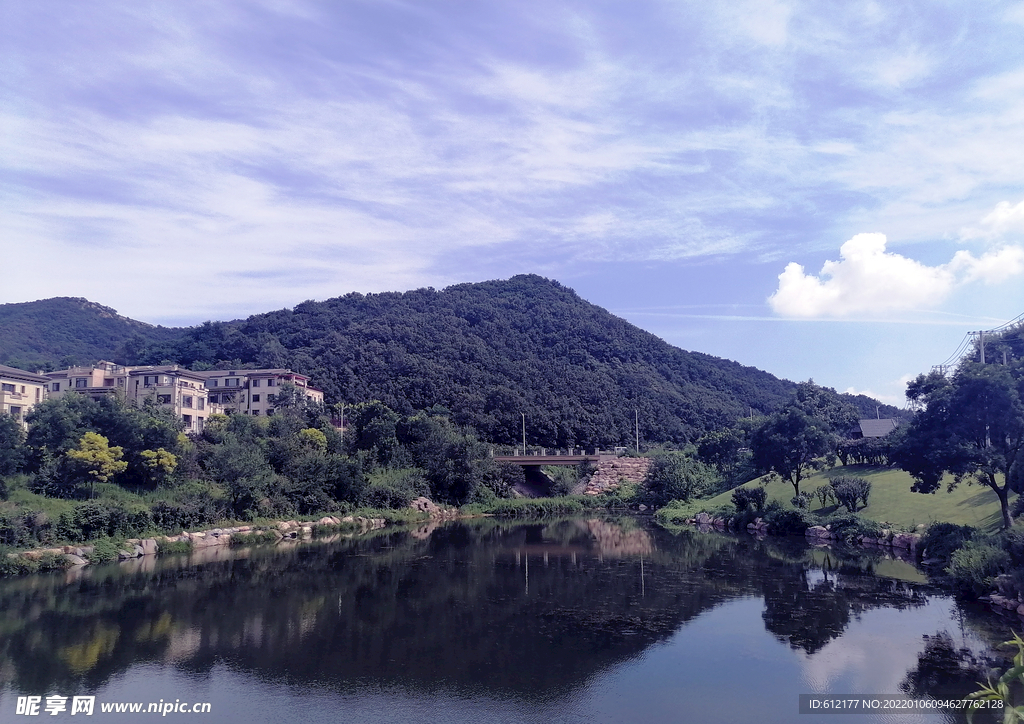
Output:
[
  {"left": 521, "top": 412, "right": 526, "bottom": 456},
  {"left": 876, "top": 405, "right": 880, "bottom": 420},
  {"left": 980, "top": 330, "right": 986, "bottom": 364},
  {"left": 635, "top": 409, "right": 640, "bottom": 452}
]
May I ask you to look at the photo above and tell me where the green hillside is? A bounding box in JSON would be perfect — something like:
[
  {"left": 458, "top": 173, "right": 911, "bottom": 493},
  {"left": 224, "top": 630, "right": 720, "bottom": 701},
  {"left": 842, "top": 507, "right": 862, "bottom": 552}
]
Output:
[
  {"left": 129, "top": 275, "right": 801, "bottom": 447},
  {"left": 0, "top": 297, "right": 179, "bottom": 371},
  {"left": 1, "top": 277, "right": 900, "bottom": 448},
  {"left": 704, "top": 464, "right": 1009, "bottom": 532}
]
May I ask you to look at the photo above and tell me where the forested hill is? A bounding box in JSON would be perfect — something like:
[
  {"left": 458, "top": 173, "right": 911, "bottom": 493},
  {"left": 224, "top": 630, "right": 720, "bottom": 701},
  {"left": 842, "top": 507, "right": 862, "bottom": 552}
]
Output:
[
  {"left": 0, "top": 297, "right": 178, "bottom": 371},
  {"left": 130, "top": 275, "right": 800, "bottom": 446}
]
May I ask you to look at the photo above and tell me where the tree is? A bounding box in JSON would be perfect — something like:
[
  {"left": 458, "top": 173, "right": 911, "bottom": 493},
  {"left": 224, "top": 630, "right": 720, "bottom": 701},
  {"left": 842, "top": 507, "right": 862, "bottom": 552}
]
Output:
[
  {"left": 643, "top": 452, "right": 713, "bottom": 506},
  {"left": 0, "top": 413, "right": 25, "bottom": 476},
  {"left": 893, "top": 363, "right": 1024, "bottom": 529},
  {"left": 750, "top": 406, "right": 831, "bottom": 496},
  {"left": 66, "top": 432, "right": 128, "bottom": 498},
  {"left": 140, "top": 448, "right": 178, "bottom": 486}
]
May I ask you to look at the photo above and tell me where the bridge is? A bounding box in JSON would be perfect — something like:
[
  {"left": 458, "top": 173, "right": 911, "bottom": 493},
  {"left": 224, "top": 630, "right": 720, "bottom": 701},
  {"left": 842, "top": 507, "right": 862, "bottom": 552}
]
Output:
[{"left": 492, "top": 450, "right": 621, "bottom": 466}]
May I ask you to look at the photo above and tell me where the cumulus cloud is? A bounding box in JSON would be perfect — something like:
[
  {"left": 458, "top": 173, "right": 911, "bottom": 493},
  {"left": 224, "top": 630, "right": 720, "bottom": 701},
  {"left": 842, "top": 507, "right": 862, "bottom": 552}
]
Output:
[{"left": 768, "top": 233, "right": 1024, "bottom": 318}]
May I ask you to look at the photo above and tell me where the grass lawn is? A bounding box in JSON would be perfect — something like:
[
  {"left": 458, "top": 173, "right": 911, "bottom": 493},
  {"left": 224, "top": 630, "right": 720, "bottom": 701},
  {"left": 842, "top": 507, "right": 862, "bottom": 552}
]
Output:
[{"left": 703, "top": 464, "right": 1012, "bottom": 533}]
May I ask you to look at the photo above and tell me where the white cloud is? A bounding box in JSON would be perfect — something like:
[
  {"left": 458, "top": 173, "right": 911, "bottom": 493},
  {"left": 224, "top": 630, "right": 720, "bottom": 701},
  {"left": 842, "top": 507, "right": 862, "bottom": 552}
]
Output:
[
  {"left": 961, "top": 197, "right": 1024, "bottom": 240},
  {"left": 768, "top": 233, "right": 1024, "bottom": 318}
]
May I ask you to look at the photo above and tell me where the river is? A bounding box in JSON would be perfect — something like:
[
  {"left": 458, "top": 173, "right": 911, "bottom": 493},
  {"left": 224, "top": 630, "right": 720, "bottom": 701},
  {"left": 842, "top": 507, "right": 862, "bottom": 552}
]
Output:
[{"left": 0, "top": 517, "right": 1014, "bottom": 723}]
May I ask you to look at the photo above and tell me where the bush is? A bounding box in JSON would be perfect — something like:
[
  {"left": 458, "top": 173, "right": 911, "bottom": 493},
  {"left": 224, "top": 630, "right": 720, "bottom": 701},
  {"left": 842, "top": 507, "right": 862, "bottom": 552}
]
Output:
[
  {"left": 920, "top": 523, "right": 976, "bottom": 566},
  {"left": 643, "top": 453, "right": 713, "bottom": 506},
  {"left": 1000, "top": 528, "right": 1024, "bottom": 567},
  {"left": 791, "top": 492, "right": 811, "bottom": 509},
  {"left": 819, "top": 512, "right": 880, "bottom": 543},
  {"left": 54, "top": 502, "right": 153, "bottom": 542},
  {"left": 732, "top": 486, "right": 767, "bottom": 513},
  {"left": 813, "top": 484, "right": 835, "bottom": 509},
  {"left": 830, "top": 476, "right": 871, "bottom": 512},
  {"left": 87, "top": 538, "right": 121, "bottom": 563},
  {"left": 764, "top": 508, "right": 810, "bottom": 535},
  {"left": 947, "top": 541, "right": 1010, "bottom": 597}
]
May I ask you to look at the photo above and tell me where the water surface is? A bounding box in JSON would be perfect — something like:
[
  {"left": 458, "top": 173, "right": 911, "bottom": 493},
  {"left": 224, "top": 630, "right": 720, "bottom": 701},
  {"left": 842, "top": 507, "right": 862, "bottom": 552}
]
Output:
[{"left": 0, "top": 518, "right": 1012, "bottom": 723}]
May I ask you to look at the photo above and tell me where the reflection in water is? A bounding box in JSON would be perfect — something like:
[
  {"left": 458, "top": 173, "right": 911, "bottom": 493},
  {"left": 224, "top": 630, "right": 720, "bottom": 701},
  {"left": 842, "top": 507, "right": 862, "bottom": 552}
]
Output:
[{"left": 0, "top": 518, "right": 1012, "bottom": 723}]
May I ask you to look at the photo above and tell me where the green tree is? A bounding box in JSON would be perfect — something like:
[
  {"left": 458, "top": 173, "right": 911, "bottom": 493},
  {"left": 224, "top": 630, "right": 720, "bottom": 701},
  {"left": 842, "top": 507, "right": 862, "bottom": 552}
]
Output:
[
  {"left": 750, "top": 406, "right": 831, "bottom": 496},
  {"left": 0, "top": 413, "right": 25, "bottom": 476},
  {"left": 140, "top": 448, "right": 178, "bottom": 486},
  {"left": 893, "top": 363, "right": 1024, "bottom": 529},
  {"left": 643, "top": 452, "right": 713, "bottom": 506},
  {"left": 66, "top": 432, "right": 128, "bottom": 498}
]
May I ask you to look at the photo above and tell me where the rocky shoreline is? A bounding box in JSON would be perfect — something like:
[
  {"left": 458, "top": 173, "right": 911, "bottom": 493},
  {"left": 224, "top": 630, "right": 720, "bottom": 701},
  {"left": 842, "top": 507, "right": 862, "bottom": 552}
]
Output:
[
  {"left": 5, "top": 496, "right": 458, "bottom": 571},
  {"left": 688, "top": 511, "right": 924, "bottom": 559}
]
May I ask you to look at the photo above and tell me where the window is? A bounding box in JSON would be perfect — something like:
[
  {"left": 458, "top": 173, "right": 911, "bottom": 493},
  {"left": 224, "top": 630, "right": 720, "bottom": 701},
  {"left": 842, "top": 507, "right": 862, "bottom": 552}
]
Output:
[
  {"left": 267, "top": 378, "right": 276, "bottom": 387},
  {"left": 209, "top": 394, "right": 219, "bottom": 403},
  {"left": 20, "top": 386, "right": 25, "bottom": 393},
  {"left": 10, "top": 406, "right": 21, "bottom": 419},
  {"left": 210, "top": 379, "right": 218, "bottom": 387},
  {"left": 252, "top": 379, "right": 260, "bottom": 388},
  {"left": 182, "top": 396, "right": 193, "bottom": 408},
  {"left": 197, "top": 417, "right": 205, "bottom": 432},
  {"left": 227, "top": 378, "right": 240, "bottom": 387},
  {"left": 1, "top": 383, "right": 14, "bottom": 393},
  {"left": 267, "top": 393, "right": 276, "bottom": 402},
  {"left": 144, "top": 375, "right": 158, "bottom": 386},
  {"left": 51, "top": 382, "right": 60, "bottom": 392},
  {"left": 252, "top": 409, "right": 260, "bottom": 415},
  {"left": 252, "top": 394, "right": 260, "bottom": 403},
  {"left": 266, "top": 408, "right": 274, "bottom": 416},
  {"left": 35, "top": 388, "right": 40, "bottom": 401},
  {"left": 75, "top": 378, "right": 88, "bottom": 388},
  {"left": 183, "top": 415, "right": 192, "bottom": 427},
  {"left": 117, "top": 378, "right": 124, "bottom": 387},
  {"left": 157, "top": 394, "right": 172, "bottom": 404},
  {"left": 197, "top": 398, "right": 205, "bottom": 410},
  {"left": 104, "top": 379, "right": 115, "bottom": 387}
]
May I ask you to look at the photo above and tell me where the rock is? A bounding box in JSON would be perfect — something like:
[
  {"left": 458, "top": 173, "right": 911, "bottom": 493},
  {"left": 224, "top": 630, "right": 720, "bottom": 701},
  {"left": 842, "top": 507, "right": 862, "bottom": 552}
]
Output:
[
  {"left": 140, "top": 539, "right": 158, "bottom": 556},
  {"left": 1016, "top": 603, "right": 1024, "bottom": 617},
  {"left": 638, "top": 504, "right": 648, "bottom": 512},
  {"left": 695, "top": 512, "right": 712, "bottom": 525},
  {"left": 236, "top": 525, "right": 252, "bottom": 533},
  {"left": 318, "top": 517, "right": 335, "bottom": 526},
  {"left": 79, "top": 546, "right": 95, "bottom": 556},
  {"left": 341, "top": 516, "right": 354, "bottom": 524},
  {"left": 63, "top": 554, "right": 88, "bottom": 566},
  {"left": 805, "top": 526, "right": 830, "bottom": 539},
  {"left": 300, "top": 526, "right": 313, "bottom": 537},
  {"left": 133, "top": 545, "right": 145, "bottom": 557},
  {"left": 891, "top": 532, "right": 922, "bottom": 553},
  {"left": 117, "top": 549, "right": 134, "bottom": 560}
]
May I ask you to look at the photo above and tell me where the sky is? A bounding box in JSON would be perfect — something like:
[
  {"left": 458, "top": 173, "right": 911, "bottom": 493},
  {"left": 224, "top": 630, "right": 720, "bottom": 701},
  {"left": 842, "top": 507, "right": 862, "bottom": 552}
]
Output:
[{"left": 3, "top": 1, "right": 1024, "bottom": 405}]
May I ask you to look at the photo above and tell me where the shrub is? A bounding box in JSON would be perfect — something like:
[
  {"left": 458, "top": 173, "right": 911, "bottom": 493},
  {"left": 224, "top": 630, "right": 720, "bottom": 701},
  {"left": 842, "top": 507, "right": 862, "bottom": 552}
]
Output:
[
  {"left": 1000, "top": 528, "right": 1024, "bottom": 567},
  {"left": 946, "top": 541, "right": 1010, "bottom": 597},
  {"left": 764, "top": 508, "right": 810, "bottom": 535},
  {"left": 791, "top": 492, "right": 812, "bottom": 509},
  {"left": 732, "top": 486, "right": 767, "bottom": 513},
  {"left": 87, "top": 538, "right": 121, "bottom": 563},
  {"left": 920, "top": 523, "right": 976, "bottom": 566},
  {"left": 830, "top": 476, "right": 871, "bottom": 512},
  {"left": 813, "top": 484, "right": 835, "bottom": 509}
]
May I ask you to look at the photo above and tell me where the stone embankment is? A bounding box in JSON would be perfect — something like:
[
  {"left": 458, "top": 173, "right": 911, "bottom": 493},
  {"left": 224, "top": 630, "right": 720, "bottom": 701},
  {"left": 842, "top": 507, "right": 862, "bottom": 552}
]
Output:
[
  {"left": 689, "top": 512, "right": 924, "bottom": 559},
  {"left": 581, "top": 458, "right": 652, "bottom": 495},
  {"left": 6, "top": 514, "right": 390, "bottom": 570}
]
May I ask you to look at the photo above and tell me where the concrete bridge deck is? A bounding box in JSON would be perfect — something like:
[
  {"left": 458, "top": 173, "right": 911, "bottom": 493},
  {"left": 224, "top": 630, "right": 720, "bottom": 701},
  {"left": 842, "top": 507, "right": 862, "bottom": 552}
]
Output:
[{"left": 492, "top": 453, "right": 619, "bottom": 466}]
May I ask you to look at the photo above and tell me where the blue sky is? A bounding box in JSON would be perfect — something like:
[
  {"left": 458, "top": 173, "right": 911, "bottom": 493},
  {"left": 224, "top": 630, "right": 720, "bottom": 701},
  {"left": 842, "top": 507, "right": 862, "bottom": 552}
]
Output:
[{"left": 3, "top": 1, "right": 1024, "bottom": 405}]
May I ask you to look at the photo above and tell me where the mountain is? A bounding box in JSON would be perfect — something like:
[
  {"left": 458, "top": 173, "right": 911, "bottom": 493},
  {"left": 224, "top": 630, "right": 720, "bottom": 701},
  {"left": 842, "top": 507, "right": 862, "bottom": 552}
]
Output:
[
  {"left": 3, "top": 277, "right": 898, "bottom": 446},
  {"left": 0, "top": 297, "right": 179, "bottom": 371},
  {"left": 129, "top": 275, "right": 798, "bottom": 446}
]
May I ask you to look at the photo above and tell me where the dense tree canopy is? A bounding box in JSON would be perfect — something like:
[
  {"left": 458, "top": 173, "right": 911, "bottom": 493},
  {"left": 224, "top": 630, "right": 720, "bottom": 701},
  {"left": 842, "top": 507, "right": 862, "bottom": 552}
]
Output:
[{"left": 893, "top": 362, "right": 1024, "bottom": 529}]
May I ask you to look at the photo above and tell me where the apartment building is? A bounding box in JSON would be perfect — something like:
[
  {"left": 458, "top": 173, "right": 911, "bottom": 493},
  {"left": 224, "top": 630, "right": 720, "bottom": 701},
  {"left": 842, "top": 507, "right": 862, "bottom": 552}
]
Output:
[
  {"left": 198, "top": 368, "right": 324, "bottom": 416},
  {"left": 45, "top": 361, "right": 216, "bottom": 433},
  {"left": 0, "top": 364, "right": 49, "bottom": 428}
]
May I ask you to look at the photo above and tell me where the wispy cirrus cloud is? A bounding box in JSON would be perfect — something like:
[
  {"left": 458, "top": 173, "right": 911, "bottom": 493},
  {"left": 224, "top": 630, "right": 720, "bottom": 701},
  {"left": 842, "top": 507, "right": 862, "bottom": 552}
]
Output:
[{"left": 2, "top": 0, "right": 1024, "bottom": 326}]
